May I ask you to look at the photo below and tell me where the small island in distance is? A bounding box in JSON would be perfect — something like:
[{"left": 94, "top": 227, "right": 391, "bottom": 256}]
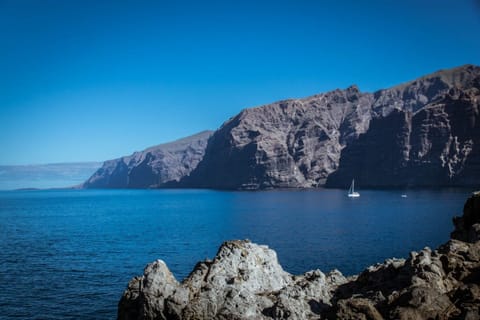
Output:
[{"left": 83, "top": 64, "right": 480, "bottom": 191}]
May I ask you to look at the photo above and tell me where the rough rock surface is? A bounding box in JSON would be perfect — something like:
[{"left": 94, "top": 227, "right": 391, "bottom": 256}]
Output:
[
  {"left": 81, "top": 65, "right": 479, "bottom": 190},
  {"left": 83, "top": 131, "right": 212, "bottom": 188},
  {"left": 118, "top": 240, "right": 347, "bottom": 320},
  {"left": 118, "top": 192, "right": 480, "bottom": 319},
  {"left": 184, "top": 85, "right": 374, "bottom": 189},
  {"left": 327, "top": 73, "right": 480, "bottom": 188},
  {"left": 182, "top": 64, "right": 480, "bottom": 189}
]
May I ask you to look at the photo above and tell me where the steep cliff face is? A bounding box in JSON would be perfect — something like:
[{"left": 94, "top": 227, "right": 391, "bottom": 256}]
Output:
[
  {"left": 83, "top": 65, "right": 480, "bottom": 190},
  {"left": 83, "top": 131, "right": 212, "bottom": 189},
  {"left": 184, "top": 64, "right": 480, "bottom": 189},
  {"left": 327, "top": 70, "right": 480, "bottom": 188},
  {"left": 184, "top": 86, "right": 375, "bottom": 189}
]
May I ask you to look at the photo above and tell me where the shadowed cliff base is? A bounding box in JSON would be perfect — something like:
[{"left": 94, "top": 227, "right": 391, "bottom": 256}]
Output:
[{"left": 118, "top": 192, "right": 480, "bottom": 319}]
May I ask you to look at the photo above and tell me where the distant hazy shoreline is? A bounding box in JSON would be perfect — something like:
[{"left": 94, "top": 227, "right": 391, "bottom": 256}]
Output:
[{"left": 0, "top": 162, "right": 102, "bottom": 190}]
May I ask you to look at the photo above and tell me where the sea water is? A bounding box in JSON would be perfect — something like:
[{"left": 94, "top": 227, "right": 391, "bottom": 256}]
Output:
[{"left": 0, "top": 188, "right": 472, "bottom": 319}]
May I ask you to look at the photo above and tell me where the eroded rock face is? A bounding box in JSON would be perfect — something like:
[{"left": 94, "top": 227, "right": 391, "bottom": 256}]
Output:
[
  {"left": 118, "top": 192, "right": 480, "bottom": 320},
  {"left": 182, "top": 64, "right": 480, "bottom": 189},
  {"left": 452, "top": 191, "right": 480, "bottom": 242},
  {"left": 118, "top": 240, "right": 347, "bottom": 320},
  {"left": 82, "top": 65, "right": 479, "bottom": 190},
  {"left": 83, "top": 131, "right": 212, "bottom": 188},
  {"left": 327, "top": 81, "right": 480, "bottom": 188},
  {"left": 184, "top": 85, "right": 375, "bottom": 189}
]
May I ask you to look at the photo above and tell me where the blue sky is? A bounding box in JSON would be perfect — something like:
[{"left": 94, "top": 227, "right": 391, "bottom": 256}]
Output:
[{"left": 1, "top": 0, "right": 479, "bottom": 165}]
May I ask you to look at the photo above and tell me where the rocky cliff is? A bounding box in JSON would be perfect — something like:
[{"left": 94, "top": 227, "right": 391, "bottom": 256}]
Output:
[
  {"left": 327, "top": 71, "right": 480, "bottom": 188},
  {"left": 183, "top": 64, "right": 480, "bottom": 189},
  {"left": 183, "top": 85, "right": 374, "bottom": 189},
  {"left": 83, "top": 131, "right": 212, "bottom": 188},
  {"left": 82, "top": 65, "right": 480, "bottom": 190},
  {"left": 118, "top": 192, "right": 480, "bottom": 319}
]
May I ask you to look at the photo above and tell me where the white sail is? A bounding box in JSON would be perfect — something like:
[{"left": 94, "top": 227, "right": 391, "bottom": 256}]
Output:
[{"left": 348, "top": 179, "right": 360, "bottom": 197}]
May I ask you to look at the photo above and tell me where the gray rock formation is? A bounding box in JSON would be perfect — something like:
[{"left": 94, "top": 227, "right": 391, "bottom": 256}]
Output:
[
  {"left": 183, "top": 85, "right": 374, "bottom": 189},
  {"left": 327, "top": 68, "right": 480, "bottom": 188},
  {"left": 82, "top": 65, "right": 480, "bottom": 190},
  {"left": 118, "top": 240, "right": 347, "bottom": 320},
  {"left": 118, "top": 192, "right": 480, "bottom": 320},
  {"left": 182, "top": 64, "right": 480, "bottom": 189},
  {"left": 83, "top": 131, "right": 212, "bottom": 188}
]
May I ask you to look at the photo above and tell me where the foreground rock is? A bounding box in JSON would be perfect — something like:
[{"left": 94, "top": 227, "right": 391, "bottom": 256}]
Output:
[
  {"left": 118, "top": 240, "right": 346, "bottom": 319},
  {"left": 118, "top": 192, "right": 480, "bottom": 319},
  {"left": 83, "top": 131, "right": 212, "bottom": 188}
]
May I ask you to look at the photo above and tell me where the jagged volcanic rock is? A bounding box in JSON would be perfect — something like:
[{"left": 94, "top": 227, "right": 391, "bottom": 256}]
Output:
[
  {"left": 182, "top": 64, "right": 480, "bottom": 190},
  {"left": 83, "top": 131, "right": 212, "bottom": 188},
  {"left": 118, "top": 240, "right": 347, "bottom": 320},
  {"left": 118, "top": 192, "right": 480, "bottom": 320},
  {"left": 327, "top": 69, "right": 480, "bottom": 188},
  {"left": 183, "top": 85, "right": 374, "bottom": 189}
]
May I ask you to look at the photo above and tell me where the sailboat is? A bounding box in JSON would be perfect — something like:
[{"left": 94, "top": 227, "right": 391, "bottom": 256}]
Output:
[{"left": 348, "top": 179, "right": 360, "bottom": 197}]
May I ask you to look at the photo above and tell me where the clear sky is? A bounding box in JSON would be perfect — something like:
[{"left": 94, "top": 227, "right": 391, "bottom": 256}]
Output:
[{"left": 1, "top": 0, "right": 479, "bottom": 165}]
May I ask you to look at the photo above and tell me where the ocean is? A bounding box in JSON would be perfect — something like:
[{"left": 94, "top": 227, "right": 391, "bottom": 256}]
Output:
[{"left": 0, "top": 188, "right": 472, "bottom": 319}]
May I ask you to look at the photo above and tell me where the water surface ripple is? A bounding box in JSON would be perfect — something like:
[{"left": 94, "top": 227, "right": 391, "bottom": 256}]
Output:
[{"left": 0, "top": 188, "right": 471, "bottom": 319}]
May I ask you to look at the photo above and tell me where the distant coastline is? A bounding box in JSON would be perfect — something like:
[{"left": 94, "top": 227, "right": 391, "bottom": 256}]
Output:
[{"left": 0, "top": 162, "right": 101, "bottom": 190}]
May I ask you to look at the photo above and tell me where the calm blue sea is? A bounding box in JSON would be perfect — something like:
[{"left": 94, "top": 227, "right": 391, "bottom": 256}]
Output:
[{"left": 0, "top": 188, "right": 472, "bottom": 319}]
